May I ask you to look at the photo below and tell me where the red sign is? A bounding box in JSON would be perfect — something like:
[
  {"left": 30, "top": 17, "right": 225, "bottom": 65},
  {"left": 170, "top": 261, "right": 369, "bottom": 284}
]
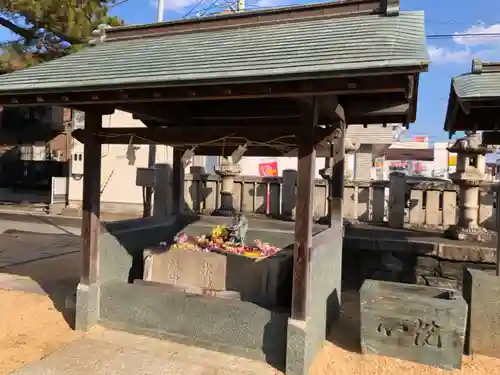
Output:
[
  {"left": 413, "top": 135, "right": 428, "bottom": 142},
  {"left": 258, "top": 161, "right": 278, "bottom": 177}
]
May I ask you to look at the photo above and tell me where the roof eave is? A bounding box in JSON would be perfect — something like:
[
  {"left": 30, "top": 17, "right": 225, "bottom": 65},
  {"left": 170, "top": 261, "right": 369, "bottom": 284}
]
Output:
[{"left": 0, "top": 63, "right": 428, "bottom": 98}]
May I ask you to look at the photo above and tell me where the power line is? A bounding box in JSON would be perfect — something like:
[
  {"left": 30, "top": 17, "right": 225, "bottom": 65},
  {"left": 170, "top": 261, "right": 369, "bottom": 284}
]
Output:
[
  {"left": 427, "top": 32, "right": 500, "bottom": 40},
  {"left": 183, "top": 0, "right": 208, "bottom": 18},
  {"left": 110, "top": 0, "right": 132, "bottom": 8}
]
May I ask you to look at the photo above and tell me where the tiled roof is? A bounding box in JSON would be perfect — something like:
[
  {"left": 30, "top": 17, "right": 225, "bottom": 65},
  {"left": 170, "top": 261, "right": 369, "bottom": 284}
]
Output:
[{"left": 0, "top": 9, "right": 428, "bottom": 94}]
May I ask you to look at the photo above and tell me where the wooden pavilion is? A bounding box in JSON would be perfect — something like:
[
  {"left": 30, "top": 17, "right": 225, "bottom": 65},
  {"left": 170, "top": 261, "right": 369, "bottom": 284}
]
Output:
[
  {"left": 0, "top": 1, "right": 428, "bottom": 374},
  {"left": 445, "top": 58, "right": 500, "bottom": 358}
]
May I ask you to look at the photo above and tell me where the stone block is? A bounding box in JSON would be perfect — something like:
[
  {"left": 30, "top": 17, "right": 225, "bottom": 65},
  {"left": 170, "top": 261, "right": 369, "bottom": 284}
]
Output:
[
  {"left": 143, "top": 247, "right": 293, "bottom": 308},
  {"left": 360, "top": 280, "right": 467, "bottom": 370},
  {"left": 462, "top": 268, "right": 500, "bottom": 357}
]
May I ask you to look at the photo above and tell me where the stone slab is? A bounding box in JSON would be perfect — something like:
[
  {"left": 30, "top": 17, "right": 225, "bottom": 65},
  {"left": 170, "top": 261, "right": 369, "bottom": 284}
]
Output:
[
  {"left": 144, "top": 247, "right": 293, "bottom": 307},
  {"left": 360, "top": 279, "right": 467, "bottom": 370},
  {"left": 99, "top": 281, "right": 288, "bottom": 370},
  {"left": 8, "top": 328, "right": 278, "bottom": 375},
  {"left": 462, "top": 268, "right": 500, "bottom": 357}
]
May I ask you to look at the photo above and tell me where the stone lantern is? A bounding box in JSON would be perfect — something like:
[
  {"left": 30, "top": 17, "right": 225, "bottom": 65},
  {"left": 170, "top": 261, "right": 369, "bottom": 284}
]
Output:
[
  {"left": 445, "top": 132, "right": 495, "bottom": 241},
  {"left": 213, "top": 156, "right": 242, "bottom": 216}
]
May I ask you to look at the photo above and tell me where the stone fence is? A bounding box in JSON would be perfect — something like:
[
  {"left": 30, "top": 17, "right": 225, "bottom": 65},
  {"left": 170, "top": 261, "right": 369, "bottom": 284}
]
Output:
[{"left": 183, "top": 172, "right": 498, "bottom": 230}]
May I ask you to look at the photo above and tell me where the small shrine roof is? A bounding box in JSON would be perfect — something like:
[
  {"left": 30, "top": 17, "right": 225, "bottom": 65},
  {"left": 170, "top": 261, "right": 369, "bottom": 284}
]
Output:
[{"left": 445, "top": 59, "right": 500, "bottom": 133}]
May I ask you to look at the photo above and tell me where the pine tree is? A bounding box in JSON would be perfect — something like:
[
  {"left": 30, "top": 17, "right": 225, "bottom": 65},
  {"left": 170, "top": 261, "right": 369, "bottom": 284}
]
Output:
[{"left": 0, "top": 0, "right": 124, "bottom": 71}]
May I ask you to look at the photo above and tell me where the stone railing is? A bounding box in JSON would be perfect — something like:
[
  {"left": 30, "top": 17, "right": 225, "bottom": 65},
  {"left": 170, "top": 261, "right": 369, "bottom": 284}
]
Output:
[{"left": 183, "top": 173, "right": 498, "bottom": 230}]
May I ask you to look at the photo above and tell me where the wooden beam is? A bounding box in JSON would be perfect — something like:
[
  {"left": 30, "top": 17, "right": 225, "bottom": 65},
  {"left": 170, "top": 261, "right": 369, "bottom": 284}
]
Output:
[
  {"left": 328, "top": 124, "right": 345, "bottom": 227},
  {"left": 71, "top": 105, "right": 116, "bottom": 115},
  {"left": 450, "top": 108, "right": 500, "bottom": 132},
  {"left": 481, "top": 132, "right": 500, "bottom": 145},
  {"left": 172, "top": 148, "right": 185, "bottom": 214},
  {"left": 120, "top": 103, "right": 180, "bottom": 123},
  {"left": 295, "top": 95, "right": 345, "bottom": 124},
  {"left": 190, "top": 143, "right": 338, "bottom": 157},
  {"left": 71, "top": 125, "right": 334, "bottom": 145},
  {"left": 127, "top": 99, "right": 301, "bottom": 123},
  {"left": 80, "top": 111, "right": 102, "bottom": 286},
  {"left": 343, "top": 99, "right": 409, "bottom": 119},
  {"left": 292, "top": 96, "right": 317, "bottom": 321},
  {"left": 0, "top": 75, "right": 409, "bottom": 107}
]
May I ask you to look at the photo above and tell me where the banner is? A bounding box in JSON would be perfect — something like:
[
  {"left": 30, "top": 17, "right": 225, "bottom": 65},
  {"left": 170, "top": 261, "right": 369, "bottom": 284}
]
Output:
[
  {"left": 258, "top": 161, "right": 278, "bottom": 177},
  {"left": 448, "top": 155, "right": 457, "bottom": 167}
]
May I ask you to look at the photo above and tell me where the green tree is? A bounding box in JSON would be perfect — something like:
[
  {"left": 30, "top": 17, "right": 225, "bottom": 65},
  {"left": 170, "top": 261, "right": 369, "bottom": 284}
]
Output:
[{"left": 0, "top": 0, "right": 124, "bottom": 71}]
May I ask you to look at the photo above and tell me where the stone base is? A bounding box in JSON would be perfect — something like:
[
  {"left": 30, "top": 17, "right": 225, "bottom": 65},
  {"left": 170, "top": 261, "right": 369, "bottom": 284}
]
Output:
[
  {"left": 75, "top": 282, "right": 100, "bottom": 331},
  {"left": 462, "top": 268, "right": 500, "bottom": 357},
  {"left": 100, "top": 281, "right": 288, "bottom": 371},
  {"left": 211, "top": 208, "right": 236, "bottom": 217},
  {"left": 444, "top": 225, "right": 493, "bottom": 242},
  {"left": 134, "top": 279, "right": 242, "bottom": 300},
  {"left": 360, "top": 280, "right": 467, "bottom": 370},
  {"left": 286, "top": 319, "right": 308, "bottom": 375}
]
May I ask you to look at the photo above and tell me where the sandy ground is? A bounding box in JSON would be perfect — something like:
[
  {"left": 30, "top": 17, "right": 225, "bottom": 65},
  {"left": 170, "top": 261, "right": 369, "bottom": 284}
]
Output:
[
  {"left": 0, "top": 251, "right": 83, "bottom": 375},
  {"left": 309, "top": 292, "right": 500, "bottom": 375},
  {"left": 0, "top": 290, "right": 83, "bottom": 375},
  {"left": 1, "top": 252, "right": 500, "bottom": 375}
]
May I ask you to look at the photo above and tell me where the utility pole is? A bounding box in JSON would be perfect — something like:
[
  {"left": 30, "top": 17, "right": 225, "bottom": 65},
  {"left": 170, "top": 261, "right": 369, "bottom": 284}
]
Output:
[{"left": 144, "top": 0, "right": 164, "bottom": 217}]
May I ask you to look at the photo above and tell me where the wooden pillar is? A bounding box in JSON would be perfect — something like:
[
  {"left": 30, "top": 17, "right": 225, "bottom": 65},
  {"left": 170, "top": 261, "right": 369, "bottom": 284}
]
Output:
[
  {"left": 172, "top": 147, "right": 185, "bottom": 214},
  {"left": 81, "top": 111, "right": 102, "bottom": 285},
  {"left": 75, "top": 110, "right": 102, "bottom": 331},
  {"left": 329, "top": 124, "right": 345, "bottom": 228},
  {"left": 292, "top": 97, "right": 317, "bottom": 321}
]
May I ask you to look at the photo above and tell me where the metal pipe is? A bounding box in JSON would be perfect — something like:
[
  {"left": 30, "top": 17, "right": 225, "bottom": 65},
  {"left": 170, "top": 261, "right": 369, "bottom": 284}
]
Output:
[{"left": 157, "top": 0, "right": 165, "bottom": 22}]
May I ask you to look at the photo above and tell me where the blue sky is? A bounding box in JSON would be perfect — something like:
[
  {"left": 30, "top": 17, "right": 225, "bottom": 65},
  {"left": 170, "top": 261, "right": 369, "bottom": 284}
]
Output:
[{"left": 1, "top": 0, "right": 499, "bottom": 144}]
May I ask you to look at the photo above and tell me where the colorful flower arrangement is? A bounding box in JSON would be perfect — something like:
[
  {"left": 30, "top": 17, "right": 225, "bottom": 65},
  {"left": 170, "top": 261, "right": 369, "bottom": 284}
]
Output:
[{"left": 169, "top": 225, "right": 280, "bottom": 259}]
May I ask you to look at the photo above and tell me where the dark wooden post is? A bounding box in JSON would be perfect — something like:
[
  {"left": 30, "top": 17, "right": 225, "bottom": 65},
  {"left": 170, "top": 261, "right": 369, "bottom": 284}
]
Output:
[
  {"left": 329, "top": 124, "right": 345, "bottom": 228},
  {"left": 75, "top": 110, "right": 102, "bottom": 331},
  {"left": 291, "top": 97, "right": 317, "bottom": 321},
  {"left": 172, "top": 147, "right": 185, "bottom": 214}
]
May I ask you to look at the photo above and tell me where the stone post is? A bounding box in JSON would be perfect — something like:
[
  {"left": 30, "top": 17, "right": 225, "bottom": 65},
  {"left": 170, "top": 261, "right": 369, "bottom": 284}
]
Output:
[
  {"left": 445, "top": 133, "right": 494, "bottom": 242},
  {"left": 388, "top": 172, "right": 406, "bottom": 228},
  {"left": 213, "top": 157, "right": 241, "bottom": 216},
  {"left": 282, "top": 169, "right": 297, "bottom": 219},
  {"left": 343, "top": 137, "right": 359, "bottom": 181}
]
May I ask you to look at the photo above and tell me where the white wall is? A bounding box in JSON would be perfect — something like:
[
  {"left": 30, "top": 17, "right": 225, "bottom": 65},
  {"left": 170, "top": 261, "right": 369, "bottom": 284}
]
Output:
[
  {"left": 432, "top": 142, "right": 455, "bottom": 178},
  {"left": 68, "top": 110, "right": 173, "bottom": 209}
]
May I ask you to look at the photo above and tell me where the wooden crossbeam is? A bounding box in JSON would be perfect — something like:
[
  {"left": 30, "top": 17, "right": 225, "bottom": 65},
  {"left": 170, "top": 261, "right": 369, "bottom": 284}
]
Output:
[
  {"left": 72, "top": 125, "right": 335, "bottom": 145},
  {"left": 0, "top": 75, "right": 409, "bottom": 107}
]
